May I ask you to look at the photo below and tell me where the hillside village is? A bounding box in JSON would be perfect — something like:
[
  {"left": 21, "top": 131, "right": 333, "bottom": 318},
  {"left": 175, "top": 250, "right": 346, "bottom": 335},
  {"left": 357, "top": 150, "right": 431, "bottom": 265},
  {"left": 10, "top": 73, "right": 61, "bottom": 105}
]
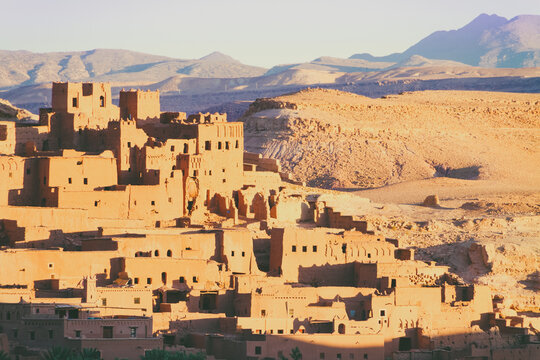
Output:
[{"left": 0, "top": 82, "right": 538, "bottom": 360}]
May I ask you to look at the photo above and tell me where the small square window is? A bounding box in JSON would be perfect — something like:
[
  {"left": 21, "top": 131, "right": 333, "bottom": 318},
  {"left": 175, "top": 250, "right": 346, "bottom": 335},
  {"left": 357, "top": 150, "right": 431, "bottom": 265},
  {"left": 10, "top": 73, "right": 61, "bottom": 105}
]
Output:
[
  {"left": 170, "top": 145, "right": 175, "bottom": 151},
  {"left": 225, "top": 142, "right": 230, "bottom": 150},
  {"left": 320, "top": 353, "right": 325, "bottom": 359},
  {"left": 302, "top": 246, "right": 307, "bottom": 252},
  {"left": 292, "top": 245, "right": 296, "bottom": 252},
  {"left": 368, "top": 253, "right": 371, "bottom": 258},
  {"left": 26, "top": 168, "right": 30, "bottom": 175},
  {"left": 147, "top": 278, "right": 152, "bottom": 284},
  {"left": 337, "top": 354, "right": 342, "bottom": 360},
  {"left": 127, "top": 142, "right": 131, "bottom": 148},
  {"left": 75, "top": 330, "right": 81, "bottom": 338},
  {"left": 179, "top": 276, "right": 185, "bottom": 283},
  {"left": 94, "top": 201, "right": 98, "bottom": 207},
  {"left": 130, "top": 327, "right": 137, "bottom": 338},
  {"left": 193, "top": 276, "right": 198, "bottom": 283},
  {"left": 134, "top": 278, "right": 139, "bottom": 284},
  {"left": 83, "top": 178, "right": 88, "bottom": 185},
  {"left": 193, "top": 170, "right": 198, "bottom": 176},
  {"left": 151, "top": 200, "right": 155, "bottom": 206},
  {"left": 261, "top": 310, "right": 266, "bottom": 316},
  {"left": 218, "top": 142, "right": 222, "bottom": 150},
  {"left": 313, "top": 245, "right": 317, "bottom": 252},
  {"left": 255, "top": 346, "right": 261, "bottom": 355},
  {"left": 134, "top": 297, "right": 140, "bottom": 304},
  {"left": 277, "top": 329, "right": 283, "bottom": 334},
  {"left": 241, "top": 251, "right": 245, "bottom": 257},
  {"left": 68, "top": 177, "right": 72, "bottom": 184},
  {"left": 380, "top": 310, "right": 386, "bottom": 317},
  {"left": 102, "top": 298, "right": 107, "bottom": 306}
]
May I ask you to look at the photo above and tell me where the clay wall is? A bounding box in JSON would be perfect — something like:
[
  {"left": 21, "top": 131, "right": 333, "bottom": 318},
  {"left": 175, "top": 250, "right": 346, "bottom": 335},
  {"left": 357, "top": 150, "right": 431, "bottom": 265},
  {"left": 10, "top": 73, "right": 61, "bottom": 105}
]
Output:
[
  {"left": 269, "top": 227, "right": 394, "bottom": 283},
  {"left": 241, "top": 171, "right": 283, "bottom": 190},
  {"left": 92, "top": 287, "right": 153, "bottom": 317},
  {"left": 0, "top": 121, "right": 15, "bottom": 155},
  {"left": 49, "top": 83, "right": 119, "bottom": 149},
  {"left": 0, "top": 334, "right": 7, "bottom": 353},
  {"left": 234, "top": 283, "right": 374, "bottom": 319},
  {"left": 14, "top": 125, "right": 49, "bottom": 154},
  {"left": 239, "top": 333, "right": 384, "bottom": 360},
  {"left": 51, "top": 82, "right": 118, "bottom": 122},
  {"left": 39, "top": 150, "right": 117, "bottom": 190},
  {"left": 243, "top": 152, "right": 282, "bottom": 173},
  {"left": 119, "top": 90, "right": 160, "bottom": 122},
  {"left": 82, "top": 231, "right": 217, "bottom": 260},
  {"left": 0, "top": 288, "right": 33, "bottom": 303},
  {"left": 0, "top": 206, "right": 94, "bottom": 244},
  {"left": 188, "top": 122, "right": 244, "bottom": 198},
  {"left": 270, "top": 193, "right": 312, "bottom": 223},
  {"left": 326, "top": 207, "right": 369, "bottom": 232},
  {"left": 355, "top": 261, "right": 449, "bottom": 289},
  {"left": 119, "top": 258, "right": 226, "bottom": 291},
  {"left": 218, "top": 229, "right": 255, "bottom": 274},
  {"left": 56, "top": 176, "right": 183, "bottom": 221},
  {"left": 139, "top": 138, "right": 197, "bottom": 184},
  {"left": 0, "top": 249, "right": 116, "bottom": 288},
  {"left": 0, "top": 156, "right": 38, "bottom": 206},
  {"left": 106, "top": 120, "right": 148, "bottom": 184},
  {"left": 66, "top": 337, "right": 162, "bottom": 360}
]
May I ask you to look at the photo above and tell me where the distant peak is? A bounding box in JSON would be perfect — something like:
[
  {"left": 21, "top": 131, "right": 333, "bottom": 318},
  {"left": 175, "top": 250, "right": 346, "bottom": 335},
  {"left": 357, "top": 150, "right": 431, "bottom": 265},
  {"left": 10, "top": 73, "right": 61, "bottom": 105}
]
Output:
[
  {"left": 199, "top": 51, "right": 238, "bottom": 63},
  {"left": 464, "top": 13, "right": 508, "bottom": 30}
]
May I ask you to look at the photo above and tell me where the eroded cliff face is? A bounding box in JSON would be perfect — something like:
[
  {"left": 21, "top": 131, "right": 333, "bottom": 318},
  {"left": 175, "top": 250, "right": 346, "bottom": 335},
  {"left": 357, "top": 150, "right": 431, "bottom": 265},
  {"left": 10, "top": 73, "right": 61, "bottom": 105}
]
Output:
[{"left": 241, "top": 88, "right": 540, "bottom": 189}]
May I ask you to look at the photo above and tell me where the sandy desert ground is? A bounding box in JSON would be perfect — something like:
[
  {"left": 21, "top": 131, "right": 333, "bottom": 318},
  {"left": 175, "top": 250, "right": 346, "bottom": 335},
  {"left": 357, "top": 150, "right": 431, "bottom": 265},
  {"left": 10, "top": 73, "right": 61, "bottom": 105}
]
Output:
[{"left": 242, "top": 88, "right": 540, "bottom": 313}]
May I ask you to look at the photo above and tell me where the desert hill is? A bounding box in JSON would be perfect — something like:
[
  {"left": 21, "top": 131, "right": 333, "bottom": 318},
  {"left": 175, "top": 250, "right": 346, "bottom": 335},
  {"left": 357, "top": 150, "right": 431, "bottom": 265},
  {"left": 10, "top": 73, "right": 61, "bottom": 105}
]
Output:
[
  {"left": 351, "top": 14, "right": 540, "bottom": 68},
  {"left": 241, "top": 88, "right": 540, "bottom": 190},
  {"left": 0, "top": 49, "right": 266, "bottom": 88}
]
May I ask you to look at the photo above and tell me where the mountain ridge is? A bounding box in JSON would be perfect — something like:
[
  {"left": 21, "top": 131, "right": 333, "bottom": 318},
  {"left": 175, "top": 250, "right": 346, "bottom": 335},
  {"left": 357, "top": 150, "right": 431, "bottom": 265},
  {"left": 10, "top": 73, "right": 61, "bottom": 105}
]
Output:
[
  {"left": 0, "top": 49, "right": 267, "bottom": 89},
  {"left": 350, "top": 13, "right": 540, "bottom": 68}
]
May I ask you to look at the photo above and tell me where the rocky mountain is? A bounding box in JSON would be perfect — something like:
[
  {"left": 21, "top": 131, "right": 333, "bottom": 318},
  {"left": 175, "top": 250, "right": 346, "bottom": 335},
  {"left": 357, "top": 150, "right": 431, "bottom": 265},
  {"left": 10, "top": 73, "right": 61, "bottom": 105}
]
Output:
[
  {"left": 0, "top": 49, "right": 267, "bottom": 88},
  {"left": 350, "top": 14, "right": 540, "bottom": 68}
]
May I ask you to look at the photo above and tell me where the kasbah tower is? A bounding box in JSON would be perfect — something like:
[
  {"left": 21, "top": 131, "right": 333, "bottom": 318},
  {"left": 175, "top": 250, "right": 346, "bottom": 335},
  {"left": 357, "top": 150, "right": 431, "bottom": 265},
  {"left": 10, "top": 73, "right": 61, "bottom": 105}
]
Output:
[{"left": 0, "top": 82, "right": 538, "bottom": 359}]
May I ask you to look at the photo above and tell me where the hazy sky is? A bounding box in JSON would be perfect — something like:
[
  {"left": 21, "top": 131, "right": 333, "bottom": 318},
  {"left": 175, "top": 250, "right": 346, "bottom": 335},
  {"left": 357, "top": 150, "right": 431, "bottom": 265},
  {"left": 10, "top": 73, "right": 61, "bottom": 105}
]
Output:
[{"left": 2, "top": 0, "right": 539, "bottom": 67}]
